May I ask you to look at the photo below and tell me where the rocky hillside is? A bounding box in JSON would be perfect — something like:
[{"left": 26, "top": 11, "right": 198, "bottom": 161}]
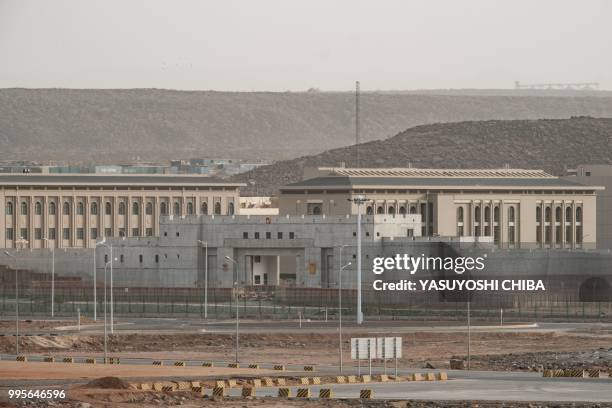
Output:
[
  {"left": 3, "top": 89, "right": 612, "bottom": 162},
  {"left": 231, "top": 117, "right": 612, "bottom": 195}
]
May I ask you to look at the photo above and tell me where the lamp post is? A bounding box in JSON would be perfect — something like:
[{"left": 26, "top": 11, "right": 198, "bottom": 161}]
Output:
[
  {"left": 103, "top": 259, "right": 112, "bottom": 363},
  {"left": 225, "top": 255, "right": 239, "bottom": 363},
  {"left": 96, "top": 238, "right": 114, "bottom": 333},
  {"left": 348, "top": 196, "right": 368, "bottom": 324},
  {"left": 197, "top": 240, "right": 208, "bottom": 320},
  {"left": 3, "top": 251, "right": 18, "bottom": 354},
  {"left": 42, "top": 238, "right": 55, "bottom": 318},
  {"left": 338, "top": 259, "right": 352, "bottom": 374}
]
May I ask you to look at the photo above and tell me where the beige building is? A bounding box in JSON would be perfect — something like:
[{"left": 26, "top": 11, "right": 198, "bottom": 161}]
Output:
[
  {"left": 279, "top": 167, "right": 603, "bottom": 248},
  {"left": 1, "top": 174, "right": 243, "bottom": 249}
]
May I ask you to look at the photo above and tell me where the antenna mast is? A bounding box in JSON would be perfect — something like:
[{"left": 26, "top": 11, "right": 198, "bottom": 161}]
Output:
[{"left": 355, "top": 81, "right": 360, "bottom": 168}]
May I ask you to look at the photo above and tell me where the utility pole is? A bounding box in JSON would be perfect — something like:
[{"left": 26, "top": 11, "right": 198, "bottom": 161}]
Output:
[
  {"left": 355, "top": 81, "right": 360, "bottom": 167},
  {"left": 348, "top": 196, "right": 368, "bottom": 324}
]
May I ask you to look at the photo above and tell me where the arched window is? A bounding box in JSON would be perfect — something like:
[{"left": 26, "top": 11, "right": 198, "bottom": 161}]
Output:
[
  {"left": 494, "top": 206, "right": 500, "bottom": 222},
  {"left": 118, "top": 202, "right": 125, "bottom": 215},
  {"left": 91, "top": 202, "right": 98, "bottom": 215},
  {"left": 555, "top": 206, "right": 562, "bottom": 222},
  {"left": 536, "top": 206, "right": 542, "bottom": 222},
  {"left": 48, "top": 202, "right": 56, "bottom": 215},
  {"left": 174, "top": 202, "right": 181, "bottom": 216},
  {"left": 200, "top": 202, "right": 208, "bottom": 215},
  {"left": 5, "top": 202, "right": 13, "bottom": 215},
  {"left": 409, "top": 206, "right": 416, "bottom": 214},
  {"left": 132, "top": 202, "right": 139, "bottom": 215},
  {"left": 160, "top": 202, "right": 168, "bottom": 215},
  {"left": 105, "top": 202, "right": 112, "bottom": 215},
  {"left": 35, "top": 202, "right": 42, "bottom": 215},
  {"left": 77, "top": 202, "right": 84, "bottom": 215},
  {"left": 63, "top": 202, "right": 70, "bottom": 215},
  {"left": 457, "top": 207, "right": 464, "bottom": 222},
  {"left": 576, "top": 207, "right": 582, "bottom": 222},
  {"left": 508, "top": 206, "right": 515, "bottom": 222},
  {"left": 187, "top": 202, "right": 194, "bottom": 215},
  {"left": 484, "top": 207, "right": 491, "bottom": 222},
  {"left": 366, "top": 206, "right": 373, "bottom": 215},
  {"left": 376, "top": 206, "right": 384, "bottom": 214},
  {"left": 214, "top": 202, "right": 221, "bottom": 215},
  {"left": 21, "top": 202, "right": 28, "bottom": 215},
  {"left": 565, "top": 206, "right": 572, "bottom": 222},
  {"left": 545, "top": 206, "right": 551, "bottom": 222},
  {"left": 399, "top": 206, "right": 406, "bottom": 215},
  {"left": 146, "top": 202, "right": 153, "bottom": 215},
  {"left": 388, "top": 206, "right": 395, "bottom": 215},
  {"left": 312, "top": 205, "right": 321, "bottom": 215},
  {"left": 474, "top": 206, "right": 481, "bottom": 221},
  {"left": 228, "top": 202, "right": 234, "bottom": 215}
]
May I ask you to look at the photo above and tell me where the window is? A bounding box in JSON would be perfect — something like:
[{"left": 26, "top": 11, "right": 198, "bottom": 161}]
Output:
[
  {"left": 160, "top": 202, "right": 167, "bottom": 215},
  {"left": 536, "top": 226, "right": 542, "bottom": 243},
  {"left": 536, "top": 206, "right": 542, "bottom": 222},
  {"left": 21, "top": 202, "right": 28, "bottom": 215},
  {"left": 456, "top": 207, "right": 464, "bottom": 223},
  {"left": 187, "top": 202, "right": 194, "bottom": 215},
  {"left": 277, "top": 232, "right": 283, "bottom": 239},
  {"left": 5, "top": 228, "right": 13, "bottom": 240},
  {"left": 494, "top": 206, "right": 500, "bottom": 222},
  {"left": 118, "top": 202, "right": 126, "bottom": 215},
  {"left": 119, "top": 228, "right": 125, "bottom": 237},
  {"left": 104, "top": 228, "right": 111, "bottom": 238},
  {"left": 120, "top": 254, "right": 124, "bottom": 263},
  {"left": 399, "top": 206, "right": 406, "bottom": 215},
  {"left": 132, "top": 228, "right": 139, "bottom": 236},
  {"left": 105, "top": 202, "right": 112, "bottom": 215},
  {"left": 576, "top": 226, "right": 583, "bottom": 244},
  {"left": 388, "top": 206, "right": 395, "bottom": 215},
  {"left": 266, "top": 231, "right": 271, "bottom": 239},
  {"left": 576, "top": 207, "right": 582, "bottom": 222},
  {"left": 307, "top": 203, "right": 322, "bottom": 215},
  {"left": 91, "top": 228, "right": 98, "bottom": 240},
  {"left": 545, "top": 206, "right": 551, "bottom": 222},
  {"left": 376, "top": 206, "right": 384, "bottom": 214},
  {"left": 410, "top": 205, "right": 417, "bottom": 214},
  {"left": 565, "top": 206, "right": 572, "bottom": 222},
  {"left": 132, "top": 202, "right": 139, "bottom": 215},
  {"left": 173, "top": 202, "right": 180, "bottom": 215},
  {"left": 243, "top": 232, "right": 248, "bottom": 239},
  {"left": 77, "top": 228, "right": 84, "bottom": 240},
  {"left": 34, "top": 228, "right": 42, "bottom": 240},
  {"left": 555, "top": 207, "right": 562, "bottom": 222},
  {"left": 474, "top": 206, "right": 481, "bottom": 222},
  {"left": 214, "top": 202, "right": 221, "bottom": 215},
  {"left": 49, "top": 202, "right": 56, "bottom": 215},
  {"left": 475, "top": 226, "right": 480, "bottom": 236},
  {"left": 139, "top": 254, "right": 143, "bottom": 263},
  {"left": 201, "top": 202, "right": 208, "bottom": 215},
  {"left": 545, "top": 226, "right": 551, "bottom": 244},
  {"left": 228, "top": 202, "right": 235, "bottom": 215},
  {"left": 366, "top": 206, "right": 373, "bottom": 215},
  {"left": 77, "top": 202, "right": 84, "bottom": 215},
  {"left": 484, "top": 207, "right": 490, "bottom": 222},
  {"left": 5, "top": 202, "right": 13, "bottom": 215},
  {"left": 35, "top": 202, "right": 42, "bottom": 215},
  {"left": 146, "top": 228, "right": 153, "bottom": 237},
  {"left": 565, "top": 226, "right": 572, "bottom": 243},
  {"left": 176, "top": 231, "right": 180, "bottom": 237},
  {"left": 254, "top": 232, "right": 260, "bottom": 239},
  {"left": 48, "top": 228, "right": 56, "bottom": 240},
  {"left": 493, "top": 226, "right": 500, "bottom": 243},
  {"left": 556, "top": 226, "right": 562, "bottom": 244},
  {"left": 91, "top": 202, "right": 98, "bottom": 215},
  {"left": 457, "top": 225, "right": 464, "bottom": 236},
  {"left": 508, "top": 226, "right": 515, "bottom": 243},
  {"left": 507, "top": 206, "right": 515, "bottom": 222},
  {"left": 146, "top": 202, "right": 153, "bottom": 215},
  {"left": 104, "top": 254, "right": 108, "bottom": 263},
  {"left": 20, "top": 228, "right": 27, "bottom": 240},
  {"left": 63, "top": 202, "right": 70, "bottom": 215},
  {"left": 289, "top": 232, "right": 295, "bottom": 239},
  {"left": 63, "top": 228, "right": 70, "bottom": 240},
  {"left": 155, "top": 254, "right": 159, "bottom": 263}
]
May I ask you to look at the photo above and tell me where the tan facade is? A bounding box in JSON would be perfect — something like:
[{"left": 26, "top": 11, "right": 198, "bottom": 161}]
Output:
[
  {"left": 279, "top": 167, "right": 602, "bottom": 248},
  {"left": 1, "top": 174, "right": 243, "bottom": 249}
]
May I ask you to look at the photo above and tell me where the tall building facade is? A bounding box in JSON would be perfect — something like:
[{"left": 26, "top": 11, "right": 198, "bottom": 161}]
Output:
[{"left": 0, "top": 174, "right": 243, "bottom": 249}]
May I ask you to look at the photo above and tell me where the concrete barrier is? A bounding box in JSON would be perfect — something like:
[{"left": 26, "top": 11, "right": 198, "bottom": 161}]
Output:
[
  {"left": 15, "top": 355, "right": 27, "bottom": 362},
  {"left": 85, "top": 358, "right": 96, "bottom": 364},
  {"left": 63, "top": 357, "right": 74, "bottom": 364},
  {"left": 152, "top": 382, "right": 163, "bottom": 391},
  {"left": 152, "top": 361, "right": 163, "bottom": 366},
  {"left": 215, "top": 380, "right": 225, "bottom": 388},
  {"left": 241, "top": 387, "right": 255, "bottom": 397},
  {"left": 173, "top": 361, "right": 185, "bottom": 367},
  {"left": 276, "top": 378, "right": 286, "bottom": 386},
  {"left": 43, "top": 357, "right": 54, "bottom": 363},
  {"left": 212, "top": 386, "right": 226, "bottom": 397},
  {"left": 226, "top": 379, "right": 238, "bottom": 388},
  {"left": 347, "top": 375, "right": 357, "bottom": 383},
  {"left": 360, "top": 389, "right": 373, "bottom": 399},
  {"left": 311, "top": 377, "right": 321, "bottom": 385},
  {"left": 191, "top": 386, "right": 204, "bottom": 394},
  {"left": 296, "top": 388, "right": 311, "bottom": 398},
  {"left": 278, "top": 387, "right": 291, "bottom": 397},
  {"left": 249, "top": 379, "right": 262, "bottom": 388},
  {"left": 587, "top": 369, "right": 606, "bottom": 378},
  {"left": 361, "top": 375, "right": 371, "bottom": 383},
  {"left": 436, "top": 372, "right": 448, "bottom": 381},
  {"left": 336, "top": 375, "right": 346, "bottom": 383},
  {"left": 411, "top": 373, "right": 424, "bottom": 381},
  {"left": 161, "top": 385, "right": 175, "bottom": 392},
  {"left": 190, "top": 381, "right": 200, "bottom": 388},
  {"left": 174, "top": 381, "right": 191, "bottom": 390},
  {"left": 263, "top": 377, "right": 274, "bottom": 386},
  {"left": 425, "top": 372, "right": 436, "bottom": 381},
  {"left": 139, "top": 383, "right": 152, "bottom": 391},
  {"left": 202, "top": 362, "right": 213, "bottom": 367},
  {"left": 319, "top": 388, "right": 333, "bottom": 398},
  {"left": 248, "top": 364, "right": 259, "bottom": 369},
  {"left": 376, "top": 374, "right": 389, "bottom": 382},
  {"left": 227, "top": 362, "right": 239, "bottom": 368},
  {"left": 273, "top": 364, "right": 285, "bottom": 371},
  {"left": 303, "top": 365, "right": 314, "bottom": 371}
]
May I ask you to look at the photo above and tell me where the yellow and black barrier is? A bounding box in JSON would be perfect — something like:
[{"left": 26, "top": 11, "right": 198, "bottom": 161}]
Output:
[
  {"left": 241, "top": 387, "right": 255, "bottom": 397},
  {"left": 336, "top": 375, "right": 346, "bottom": 383},
  {"left": 296, "top": 388, "right": 311, "bottom": 398},
  {"left": 303, "top": 365, "right": 314, "bottom": 371},
  {"left": 15, "top": 355, "right": 27, "bottom": 362},
  {"left": 411, "top": 373, "right": 424, "bottom": 381},
  {"left": 273, "top": 364, "right": 285, "bottom": 371},
  {"left": 276, "top": 378, "right": 286, "bottom": 386},
  {"left": 278, "top": 387, "right": 291, "bottom": 397},
  {"left": 248, "top": 363, "right": 259, "bottom": 369},
  {"left": 347, "top": 375, "right": 357, "bottom": 383},
  {"left": 152, "top": 360, "right": 163, "bottom": 366},
  {"left": 311, "top": 377, "right": 321, "bottom": 385},
  {"left": 43, "top": 356, "right": 54, "bottom": 363},
  {"left": 212, "top": 386, "right": 226, "bottom": 397},
  {"left": 85, "top": 358, "right": 96, "bottom": 364},
  {"left": 263, "top": 377, "right": 274, "bottom": 386},
  {"left": 174, "top": 381, "right": 191, "bottom": 390},
  {"left": 63, "top": 357, "right": 74, "bottom": 364},
  {"left": 152, "top": 382, "right": 163, "bottom": 391},
  {"left": 173, "top": 361, "right": 185, "bottom": 367},
  {"left": 191, "top": 386, "right": 204, "bottom": 394},
  {"left": 360, "top": 389, "right": 373, "bottom": 399},
  {"left": 202, "top": 362, "right": 213, "bottom": 367},
  {"left": 319, "top": 388, "right": 333, "bottom": 398},
  {"left": 161, "top": 385, "right": 175, "bottom": 392},
  {"left": 299, "top": 377, "right": 309, "bottom": 385},
  {"left": 227, "top": 362, "right": 239, "bottom": 368}
]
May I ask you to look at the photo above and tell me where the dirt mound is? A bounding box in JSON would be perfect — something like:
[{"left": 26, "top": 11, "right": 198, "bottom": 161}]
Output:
[{"left": 85, "top": 376, "right": 131, "bottom": 389}]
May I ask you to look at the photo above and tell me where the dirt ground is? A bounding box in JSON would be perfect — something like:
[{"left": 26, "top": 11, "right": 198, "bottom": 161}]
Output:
[{"left": 3, "top": 329, "right": 612, "bottom": 371}]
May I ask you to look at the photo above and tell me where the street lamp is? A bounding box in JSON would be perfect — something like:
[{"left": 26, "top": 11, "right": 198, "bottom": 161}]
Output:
[
  {"left": 103, "top": 258, "right": 112, "bottom": 363},
  {"left": 225, "top": 255, "right": 239, "bottom": 363},
  {"left": 3, "top": 251, "right": 18, "bottom": 354},
  {"left": 348, "top": 195, "right": 369, "bottom": 324},
  {"left": 42, "top": 238, "right": 55, "bottom": 318},
  {"left": 197, "top": 240, "right": 208, "bottom": 320},
  {"left": 338, "top": 259, "right": 352, "bottom": 373},
  {"left": 96, "top": 238, "right": 114, "bottom": 333}
]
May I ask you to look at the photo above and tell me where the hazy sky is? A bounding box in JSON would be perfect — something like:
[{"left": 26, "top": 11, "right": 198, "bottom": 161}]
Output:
[{"left": 1, "top": 0, "right": 611, "bottom": 91}]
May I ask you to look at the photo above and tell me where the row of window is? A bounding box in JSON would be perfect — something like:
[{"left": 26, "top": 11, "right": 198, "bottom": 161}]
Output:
[
  {"left": 536, "top": 206, "right": 582, "bottom": 223},
  {"left": 536, "top": 225, "right": 583, "bottom": 244},
  {"left": 4, "top": 201, "right": 234, "bottom": 216},
  {"left": 242, "top": 231, "right": 296, "bottom": 239},
  {"left": 5, "top": 227, "right": 154, "bottom": 241},
  {"left": 456, "top": 206, "right": 515, "bottom": 223}
]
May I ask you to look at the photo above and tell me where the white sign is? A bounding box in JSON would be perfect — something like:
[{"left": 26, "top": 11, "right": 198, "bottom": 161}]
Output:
[
  {"left": 376, "top": 337, "right": 402, "bottom": 359},
  {"left": 350, "top": 337, "right": 376, "bottom": 360}
]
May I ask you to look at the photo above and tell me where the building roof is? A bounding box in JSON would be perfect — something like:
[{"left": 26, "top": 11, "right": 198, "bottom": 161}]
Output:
[
  {"left": 282, "top": 175, "right": 603, "bottom": 191},
  {"left": 318, "top": 167, "right": 556, "bottom": 179},
  {"left": 0, "top": 173, "right": 245, "bottom": 187}
]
